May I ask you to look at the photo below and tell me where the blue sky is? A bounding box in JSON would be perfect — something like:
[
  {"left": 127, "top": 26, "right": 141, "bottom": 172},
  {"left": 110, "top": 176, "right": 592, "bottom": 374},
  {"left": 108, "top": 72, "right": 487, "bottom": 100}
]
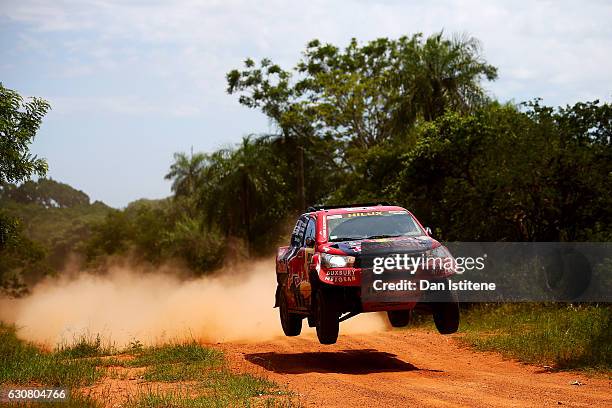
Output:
[{"left": 1, "top": 0, "right": 611, "bottom": 207}]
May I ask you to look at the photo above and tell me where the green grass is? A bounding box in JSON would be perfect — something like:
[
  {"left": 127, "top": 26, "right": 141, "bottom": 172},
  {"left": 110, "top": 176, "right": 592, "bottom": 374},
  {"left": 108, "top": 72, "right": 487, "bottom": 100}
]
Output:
[
  {"left": 0, "top": 323, "right": 102, "bottom": 386},
  {"left": 0, "top": 325, "right": 294, "bottom": 407},
  {"left": 457, "top": 303, "right": 611, "bottom": 371},
  {"left": 55, "top": 333, "right": 115, "bottom": 358},
  {"left": 127, "top": 342, "right": 225, "bottom": 382},
  {"left": 128, "top": 343, "right": 224, "bottom": 368},
  {"left": 205, "top": 371, "right": 283, "bottom": 401},
  {"left": 126, "top": 381, "right": 294, "bottom": 408},
  {"left": 122, "top": 344, "right": 293, "bottom": 407}
]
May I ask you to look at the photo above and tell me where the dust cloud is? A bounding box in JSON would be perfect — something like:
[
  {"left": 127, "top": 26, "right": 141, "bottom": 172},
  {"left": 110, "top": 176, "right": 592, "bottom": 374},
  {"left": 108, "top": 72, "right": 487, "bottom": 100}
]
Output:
[{"left": 0, "top": 258, "right": 387, "bottom": 348}]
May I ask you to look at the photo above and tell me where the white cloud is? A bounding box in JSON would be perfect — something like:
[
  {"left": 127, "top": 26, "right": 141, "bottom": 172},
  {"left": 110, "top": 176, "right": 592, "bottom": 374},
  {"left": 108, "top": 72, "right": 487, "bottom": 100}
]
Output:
[{"left": 48, "top": 94, "right": 202, "bottom": 117}]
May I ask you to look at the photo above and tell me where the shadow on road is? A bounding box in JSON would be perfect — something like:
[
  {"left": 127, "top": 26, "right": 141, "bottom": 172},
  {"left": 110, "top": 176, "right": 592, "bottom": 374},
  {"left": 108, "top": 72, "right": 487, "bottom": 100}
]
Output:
[{"left": 245, "top": 348, "right": 430, "bottom": 374}]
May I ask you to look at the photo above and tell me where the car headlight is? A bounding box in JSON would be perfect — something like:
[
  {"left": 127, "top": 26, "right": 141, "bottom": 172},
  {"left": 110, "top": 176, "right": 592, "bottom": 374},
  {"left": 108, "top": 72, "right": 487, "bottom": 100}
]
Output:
[
  {"left": 423, "top": 245, "right": 455, "bottom": 275},
  {"left": 322, "top": 254, "right": 355, "bottom": 268},
  {"left": 425, "top": 245, "right": 451, "bottom": 258}
]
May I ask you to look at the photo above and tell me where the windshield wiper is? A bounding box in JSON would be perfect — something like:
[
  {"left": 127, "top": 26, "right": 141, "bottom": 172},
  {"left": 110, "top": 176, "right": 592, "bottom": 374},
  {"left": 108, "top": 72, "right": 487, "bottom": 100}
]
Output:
[
  {"left": 365, "top": 234, "right": 402, "bottom": 239},
  {"left": 330, "top": 237, "right": 364, "bottom": 242}
]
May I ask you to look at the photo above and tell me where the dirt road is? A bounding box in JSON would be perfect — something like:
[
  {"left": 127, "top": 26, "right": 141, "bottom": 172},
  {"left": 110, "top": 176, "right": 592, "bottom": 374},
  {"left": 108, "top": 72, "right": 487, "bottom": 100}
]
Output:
[{"left": 218, "top": 328, "right": 611, "bottom": 408}]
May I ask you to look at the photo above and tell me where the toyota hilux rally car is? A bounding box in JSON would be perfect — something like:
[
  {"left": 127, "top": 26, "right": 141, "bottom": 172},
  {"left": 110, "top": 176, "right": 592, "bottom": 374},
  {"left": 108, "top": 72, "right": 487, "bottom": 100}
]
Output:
[{"left": 275, "top": 203, "right": 459, "bottom": 344}]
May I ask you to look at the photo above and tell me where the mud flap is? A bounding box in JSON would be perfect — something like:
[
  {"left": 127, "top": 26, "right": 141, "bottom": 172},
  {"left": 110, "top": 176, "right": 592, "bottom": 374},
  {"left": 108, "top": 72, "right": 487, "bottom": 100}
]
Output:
[{"left": 274, "top": 285, "right": 280, "bottom": 308}]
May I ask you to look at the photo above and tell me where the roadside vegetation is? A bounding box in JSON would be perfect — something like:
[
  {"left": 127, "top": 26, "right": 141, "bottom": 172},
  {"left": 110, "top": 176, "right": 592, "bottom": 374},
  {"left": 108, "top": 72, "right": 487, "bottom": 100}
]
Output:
[
  {"left": 0, "top": 323, "right": 102, "bottom": 387},
  {"left": 0, "top": 323, "right": 295, "bottom": 407},
  {"left": 416, "top": 304, "right": 611, "bottom": 372},
  {"left": 2, "top": 32, "right": 610, "bottom": 294}
]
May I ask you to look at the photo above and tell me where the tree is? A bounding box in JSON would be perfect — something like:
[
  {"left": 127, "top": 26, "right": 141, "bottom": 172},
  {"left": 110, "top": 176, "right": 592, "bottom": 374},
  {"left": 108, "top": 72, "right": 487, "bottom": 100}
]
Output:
[
  {"left": 0, "top": 83, "right": 50, "bottom": 184},
  {"left": 0, "top": 83, "right": 50, "bottom": 254},
  {"left": 227, "top": 33, "right": 497, "bottom": 211},
  {"left": 0, "top": 222, "right": 48, "bottom": 296},
  {"left": 299, "top": 33, "right": 496, "bottom": 148},
  {"left": 390, "top": 100, "right": 612, "bottom": 241},
  {"left": 0, "top": 83, "right": 51, "bottom": 286},
  {"left": 228, "top": 33, "right": 497, "bottom": 152},
  {"left": 410, "top": 33, "right": 498, "bottom": 121},
  {"left": 1, "top": 178, "right": 90, "bottom": 208},
  {"left": 165, "top": 150, "right": 208, "bottom": 197},
  {"left": 227, "top": 60, "right": 318, "bottom": 211},
  {"left": 197, "top": 135, "right": 294, "bottom": 252}
]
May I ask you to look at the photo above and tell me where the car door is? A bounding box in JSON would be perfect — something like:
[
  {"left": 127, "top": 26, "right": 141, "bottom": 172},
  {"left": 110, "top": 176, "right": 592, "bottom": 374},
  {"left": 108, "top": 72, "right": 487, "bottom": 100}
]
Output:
[
  {"left": 286, "top": 215, "right": 316, "bottom": 310},
  {"left": 285, "top": 216, "right": 308, "bottom": 309},
  {"left": 302, "top": 217, "right": 317, "bottom": 281}
]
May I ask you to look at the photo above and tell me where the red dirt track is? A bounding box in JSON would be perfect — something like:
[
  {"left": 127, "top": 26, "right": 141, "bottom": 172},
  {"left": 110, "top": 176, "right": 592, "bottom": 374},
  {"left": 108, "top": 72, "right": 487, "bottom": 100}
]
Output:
[{"left": 219, "top": 329, "right": 611, "bottom": 407}]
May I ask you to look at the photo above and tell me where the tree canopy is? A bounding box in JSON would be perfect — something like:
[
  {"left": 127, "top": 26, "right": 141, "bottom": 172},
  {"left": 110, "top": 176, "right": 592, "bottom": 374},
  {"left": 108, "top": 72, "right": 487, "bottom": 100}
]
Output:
[
  {"left": 0, "top": 83, "right": 50, "bottom": 184},
  {"left": 227, "top": 32, "right": 497, "bottom": 151}
]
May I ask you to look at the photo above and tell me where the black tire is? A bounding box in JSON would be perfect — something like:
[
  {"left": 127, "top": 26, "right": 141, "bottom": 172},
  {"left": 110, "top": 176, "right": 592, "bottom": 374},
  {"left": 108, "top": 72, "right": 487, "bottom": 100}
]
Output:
[
  {"left": 387, "top": 310, "right": 412, "bottom": 328},
  {"left": 279, "top": 287, "right": 302, "bottom": 336},
  {"left": 315, "top": 287, "right": 339, "bottom": 344},
  {"left": 543, "top": 249, "right": 591, "bottom": 301},
  {"left": 432, "top": 302, "right": 459, "bottom": 334}
]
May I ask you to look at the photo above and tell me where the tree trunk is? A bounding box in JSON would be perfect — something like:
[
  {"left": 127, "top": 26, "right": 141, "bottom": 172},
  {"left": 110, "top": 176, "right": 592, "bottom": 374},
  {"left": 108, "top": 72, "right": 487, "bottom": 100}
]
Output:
[
  {"left": 242, "top": 171, "right": 251, "bottom": 257},
  {"left": 297, "top": 145, "right": 305, "bottom": 212}
]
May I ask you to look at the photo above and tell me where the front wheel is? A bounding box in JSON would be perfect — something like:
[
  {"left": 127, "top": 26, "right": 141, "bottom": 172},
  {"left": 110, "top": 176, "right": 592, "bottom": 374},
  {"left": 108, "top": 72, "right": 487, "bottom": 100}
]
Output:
[
  {"left": 432, "top": 301, "right": 459, "bottom": 334},
  {"left": 315, "top": 287, "right": 339, "bottom": 344},
  {"left": 279, "top": 287, "right": 302, "bottom": 336}
]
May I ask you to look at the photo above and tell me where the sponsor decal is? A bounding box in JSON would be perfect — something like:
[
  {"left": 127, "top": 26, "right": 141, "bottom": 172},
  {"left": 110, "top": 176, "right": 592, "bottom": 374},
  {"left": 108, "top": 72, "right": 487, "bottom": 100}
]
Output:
[
  {"left": 321, "top": 216, "right": 327, "bottom": 239},
  {"left": 326, "top": 269, "right": 356, "bottom": 276},
  {"left": 321, "top": 268, "right": 357, "bottom": 283},
  {"left": 298, "top": 281, "right": 312, "bottom": 299},
  {"left": 347, "top": 211, "right": 383, "bottom": 217},
  {"left": 323, "top": 276, "right": 356, "bottom": 283}
]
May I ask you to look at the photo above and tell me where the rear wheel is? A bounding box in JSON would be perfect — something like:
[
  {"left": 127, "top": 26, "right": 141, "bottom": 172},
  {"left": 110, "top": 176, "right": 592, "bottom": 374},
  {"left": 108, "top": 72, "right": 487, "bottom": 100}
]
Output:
[
  {"left": 432, "top": 301, "right": 459, "bottom": 334},
  {"left": 387, "top": 310, "right": 412, "bottom": 328},
  {"left": 279, "top": 287, "right": 302, "bottom": 336},
  {"left": 315, "top": 287, "right": 339, "bottom": 344}
]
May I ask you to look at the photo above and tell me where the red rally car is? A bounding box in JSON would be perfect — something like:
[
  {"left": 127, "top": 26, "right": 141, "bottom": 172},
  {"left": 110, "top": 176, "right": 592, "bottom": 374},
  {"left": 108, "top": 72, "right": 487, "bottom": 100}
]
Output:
[{"left": 275, "top": 203, "right": 459, "bottom": 344}]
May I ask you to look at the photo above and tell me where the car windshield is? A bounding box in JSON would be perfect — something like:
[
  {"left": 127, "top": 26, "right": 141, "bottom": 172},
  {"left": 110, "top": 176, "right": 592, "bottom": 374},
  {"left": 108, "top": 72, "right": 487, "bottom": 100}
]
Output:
[{"left": 327, "top": 211, "right": 424, "bottom": 241}]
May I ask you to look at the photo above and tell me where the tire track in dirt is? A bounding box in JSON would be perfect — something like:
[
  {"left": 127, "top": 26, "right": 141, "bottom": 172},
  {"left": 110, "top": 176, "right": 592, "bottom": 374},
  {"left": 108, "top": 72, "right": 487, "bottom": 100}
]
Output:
[{"left": 217, "top": 328, "right": 611, "bottom": 407}]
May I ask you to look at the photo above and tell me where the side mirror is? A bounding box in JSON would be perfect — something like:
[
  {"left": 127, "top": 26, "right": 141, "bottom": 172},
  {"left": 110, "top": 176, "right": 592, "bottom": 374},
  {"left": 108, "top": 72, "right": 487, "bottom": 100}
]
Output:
[
  {"left": 305, "top": 237, "right": 316, "bottom": 248},
  {"left": 425, "top": 227, "right": 432, "bottom": 236}
]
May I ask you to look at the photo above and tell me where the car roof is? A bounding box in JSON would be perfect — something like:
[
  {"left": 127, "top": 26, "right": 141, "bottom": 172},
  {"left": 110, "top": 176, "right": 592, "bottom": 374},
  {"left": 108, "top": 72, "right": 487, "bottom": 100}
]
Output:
[{"left": 310, "top": 205, "right": 408, "bottom": 216}]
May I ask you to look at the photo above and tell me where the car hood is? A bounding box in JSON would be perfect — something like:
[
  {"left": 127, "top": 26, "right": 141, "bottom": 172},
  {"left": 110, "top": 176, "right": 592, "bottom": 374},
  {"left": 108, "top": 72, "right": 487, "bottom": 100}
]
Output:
[{"left": 319, "top": 235, "right": 438, "bottom": 256}]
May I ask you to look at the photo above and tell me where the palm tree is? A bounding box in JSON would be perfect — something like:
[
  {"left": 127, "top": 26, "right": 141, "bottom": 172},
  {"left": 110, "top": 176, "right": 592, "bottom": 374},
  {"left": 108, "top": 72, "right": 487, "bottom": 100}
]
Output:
[
  {"left": 164, "top": 149, "right": 208, "bottom": 197},
  {"left": 196, "top": 135, "right": 294, "bottom": 253},
  {"left": 410, "top": 32, "right": 498, "bottom": 121}
]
